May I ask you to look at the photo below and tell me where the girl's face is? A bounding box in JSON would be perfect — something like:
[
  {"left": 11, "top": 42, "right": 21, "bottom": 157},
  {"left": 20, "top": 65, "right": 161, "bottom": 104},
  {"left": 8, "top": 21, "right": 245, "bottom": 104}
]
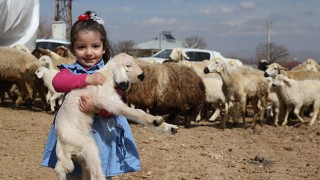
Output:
[{"left": 72, "top": 30, "right": 105, "bottom": 67}]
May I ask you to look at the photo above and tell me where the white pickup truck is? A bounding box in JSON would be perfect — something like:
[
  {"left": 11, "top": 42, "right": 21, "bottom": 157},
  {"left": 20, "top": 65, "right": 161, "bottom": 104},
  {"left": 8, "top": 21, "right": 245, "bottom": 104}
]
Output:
[{"left": 139, "top": 48, "right": 226, "bottom": 63}]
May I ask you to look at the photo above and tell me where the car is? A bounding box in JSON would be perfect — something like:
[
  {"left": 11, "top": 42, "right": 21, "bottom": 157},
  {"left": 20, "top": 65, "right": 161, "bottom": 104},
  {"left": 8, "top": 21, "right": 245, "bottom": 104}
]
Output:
[
  {"left": 138, "top": 48, "right": 225, "bottom": 63},
  {"left": 36, "top": 38, "right": 70, "bottom": 51}
]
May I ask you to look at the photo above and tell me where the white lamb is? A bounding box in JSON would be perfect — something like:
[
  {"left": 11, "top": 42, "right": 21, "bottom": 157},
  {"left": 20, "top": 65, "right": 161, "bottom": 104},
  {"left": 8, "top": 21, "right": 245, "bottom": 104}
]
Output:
[
  {"left": 35, "top": 66, "right": 63, "bottom": 112},
  {"left": 272, "top": 74, "right": 320, "bottom": 126},
  {"left": 54, "top": 53, "right": 179, "bottom": 180}
]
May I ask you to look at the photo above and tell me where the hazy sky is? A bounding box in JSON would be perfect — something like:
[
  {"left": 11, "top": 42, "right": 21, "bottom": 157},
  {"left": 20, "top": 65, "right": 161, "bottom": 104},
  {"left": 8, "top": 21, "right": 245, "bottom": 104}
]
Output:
[{"left": 40, "top": 0, "right": 320, "bottom": 59}]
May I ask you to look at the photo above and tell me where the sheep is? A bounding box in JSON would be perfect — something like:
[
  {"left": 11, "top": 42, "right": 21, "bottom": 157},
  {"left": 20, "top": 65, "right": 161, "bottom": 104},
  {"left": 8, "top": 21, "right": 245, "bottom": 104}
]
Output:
[
  {"left": 0, "top": 44, "right": 32, "bottom": 105},
  {"left": 258, "top": 59, "right": 269, "bottom": 71},
  {"left": 271, "top": 74, "right": 320, "bottom": 126},
  {"left": 165, "top": 48, "right": 228, "bottom": 122},
  {"left": 55, "top": 53, "right": 179, "bottom": 180},
  {"left": 292, "top": 58, "right": 320, "bottom": 72},
  {"left": 0, "top": 47, "right": 48, "bottom": 110},
  {"left": 35, "top": 66, "right": 63, "bottom": 112},
  {"left": 264, "top": 63, "right": 320, "bottom": 80},
  {"left": 55, "top": 46, "right": 74, "bottom": 58},
  {"left": 32, "top": 48, "right": 76, "bottom": 70},
  {"left": 264, "top": 62, "right": 320, "bottom": 124},
  {"left": 123, "top": 59, "right": 206, "bottom": 128},
  {"left": 204, "top": 58, "right": 268, "bottom": 129}
]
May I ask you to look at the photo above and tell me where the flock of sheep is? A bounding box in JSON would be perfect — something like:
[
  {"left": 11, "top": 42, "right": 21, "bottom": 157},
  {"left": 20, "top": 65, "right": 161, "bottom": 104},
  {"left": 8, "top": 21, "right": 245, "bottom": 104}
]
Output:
[{"left": 0, "top": 45, "right": 319, "bottom": 129}]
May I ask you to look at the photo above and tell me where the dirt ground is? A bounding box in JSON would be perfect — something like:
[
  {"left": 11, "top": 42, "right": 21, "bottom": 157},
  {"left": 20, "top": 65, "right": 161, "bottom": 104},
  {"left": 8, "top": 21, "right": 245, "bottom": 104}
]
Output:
[{"left": 0, "top": 101, "right": 320, "bottom": 180}]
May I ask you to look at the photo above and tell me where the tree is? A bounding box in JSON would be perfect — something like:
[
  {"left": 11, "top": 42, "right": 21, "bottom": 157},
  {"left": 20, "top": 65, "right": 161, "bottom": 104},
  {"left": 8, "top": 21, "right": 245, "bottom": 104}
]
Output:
[
  {"left": 112, "top": 40, "right": 135, "bottom": 55},
  {"left": 256, "top": 42, "right": 290, "bottom": 63},
  {"left": 183, "top": 36, "right": 207, "bottom": 49}
]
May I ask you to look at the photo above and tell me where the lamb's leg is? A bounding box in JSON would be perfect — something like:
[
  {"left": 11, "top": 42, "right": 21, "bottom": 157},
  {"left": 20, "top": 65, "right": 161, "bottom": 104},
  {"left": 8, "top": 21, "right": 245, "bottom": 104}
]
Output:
[
  {"left": 293, "top": 105, "right": 305, "bottom": 123},
  {"left": 309, "top": 104, "right": 320, "bottom": 125},
  {"left": 281, "top": 105, "right": 291, "bottom": 126},
  {"left": 208, "top": 108, "right": 221, "bottom": 122},
  {"left": 221, "top": 102, "right": 229, "bottom": 130},
  {"left": 273, "top": 105, "right": 280, "bottom": 126},
  {"left": 100, "top": 100, "right": 178, "bottom": 134}
]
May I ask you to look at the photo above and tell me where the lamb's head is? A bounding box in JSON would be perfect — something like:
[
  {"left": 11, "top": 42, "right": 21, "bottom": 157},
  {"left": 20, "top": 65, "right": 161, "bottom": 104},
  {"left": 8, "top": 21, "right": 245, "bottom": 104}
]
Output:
[
  {"left": 304, "top": 58, "right": 319, "bottom": 71},
  {"left": 203, "top": 58, "right": 225, "bottom": 74},
  {"left": 169, "top": 48, "right": 189, "bottom": 62},
  {"left": 272, "top": 74, "right": 291, "bottom": 87},
  {"left": 38, "top": 55, "right": 53, "bottom": 68},
  {"left": 111, "top": 53, "right": 144, "bottom": 91},
  {"left": 35, "top": 66, "right": 48, "bottom": 79},
  {"left": 264, "top": 63, "right": 287, "bottom": 78}
]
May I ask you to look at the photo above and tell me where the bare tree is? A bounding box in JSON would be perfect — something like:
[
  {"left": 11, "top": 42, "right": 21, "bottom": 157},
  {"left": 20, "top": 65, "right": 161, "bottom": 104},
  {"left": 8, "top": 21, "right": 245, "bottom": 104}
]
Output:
[
  {"left": 183, "top": 36, "right": 207, "bottom": 49},
  {"left": 256, "top": 42, "right": 290, "bottom": 63},
  {"left": 112, "top": 40, "right": 135, "bottom": 55},
  {"left": 37, "top": 17, "right": 52, "bottom": 39}
]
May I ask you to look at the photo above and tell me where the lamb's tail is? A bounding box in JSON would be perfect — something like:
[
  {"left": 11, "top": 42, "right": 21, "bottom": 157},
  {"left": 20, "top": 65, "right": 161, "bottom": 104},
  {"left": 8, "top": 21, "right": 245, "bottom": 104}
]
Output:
[{"left": 54, "top": 140, "right": 75, "bottom": 177}]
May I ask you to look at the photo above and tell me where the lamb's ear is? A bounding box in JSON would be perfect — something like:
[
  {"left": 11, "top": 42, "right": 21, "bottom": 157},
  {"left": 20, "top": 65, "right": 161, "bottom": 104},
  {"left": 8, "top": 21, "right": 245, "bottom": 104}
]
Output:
[
  {"left": 114, "top": 65, "right": 128, "bottom": 83},
  {"left": 182, "top": 51, "right": 190, "bottom": 60},
  {"left": 35, "top": 69, "right": 44, "bottom": 78},
  {"left": 281, "top": 76, "right": 292, "bottom": 87}
]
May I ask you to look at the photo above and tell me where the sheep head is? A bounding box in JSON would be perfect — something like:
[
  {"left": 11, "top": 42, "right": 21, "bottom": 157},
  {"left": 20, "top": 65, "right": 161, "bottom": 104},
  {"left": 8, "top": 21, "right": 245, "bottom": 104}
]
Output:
[
  {"left": 264, "top": 63, "right": 287, "bottom": 78},
  {"left": 203, "top": 57, "right": 224, "bottom": 74},
  {"left": 109, "top": 53, "right": 144, "bottom": 91},
  {"left": 169, "top": 48, "right": 189, "bottom": 62},
  {"left": 272, "top": 74, "right": 292, "bottom": 88}
]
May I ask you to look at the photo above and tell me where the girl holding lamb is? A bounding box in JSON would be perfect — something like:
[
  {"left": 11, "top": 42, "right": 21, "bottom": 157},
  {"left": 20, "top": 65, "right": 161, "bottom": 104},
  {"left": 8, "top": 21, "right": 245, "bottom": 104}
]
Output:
[{"left": 41, "top": 11, "right": 141, "bottom": 179}]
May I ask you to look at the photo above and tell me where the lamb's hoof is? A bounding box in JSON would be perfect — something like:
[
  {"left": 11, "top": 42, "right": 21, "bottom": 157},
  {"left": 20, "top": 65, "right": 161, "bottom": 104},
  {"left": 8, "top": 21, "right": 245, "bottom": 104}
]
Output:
[
  {"left": 171, "top": 126, "right": 179, "bottom": 134},
  {"left": 153, "top": 117, "right": 164, "bottom": 127}
]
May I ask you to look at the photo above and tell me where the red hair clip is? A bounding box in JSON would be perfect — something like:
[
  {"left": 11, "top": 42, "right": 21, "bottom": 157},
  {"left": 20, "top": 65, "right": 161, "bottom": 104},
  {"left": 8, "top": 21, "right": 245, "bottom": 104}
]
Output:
[{"left": 78, "top": 14, "right": 89, "bottom": 21}]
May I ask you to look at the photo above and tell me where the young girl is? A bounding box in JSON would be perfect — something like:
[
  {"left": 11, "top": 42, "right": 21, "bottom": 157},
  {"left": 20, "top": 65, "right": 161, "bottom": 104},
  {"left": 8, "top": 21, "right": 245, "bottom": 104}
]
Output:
[{"left": 41, "top": 11, "right": 141, "bottom": 179}]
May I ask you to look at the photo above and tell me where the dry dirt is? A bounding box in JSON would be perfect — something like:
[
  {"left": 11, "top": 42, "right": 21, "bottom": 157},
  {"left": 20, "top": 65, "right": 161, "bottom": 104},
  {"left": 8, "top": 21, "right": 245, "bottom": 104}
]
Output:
[{"left": 0, "top": 101, "right": 320, "bottom": 180}]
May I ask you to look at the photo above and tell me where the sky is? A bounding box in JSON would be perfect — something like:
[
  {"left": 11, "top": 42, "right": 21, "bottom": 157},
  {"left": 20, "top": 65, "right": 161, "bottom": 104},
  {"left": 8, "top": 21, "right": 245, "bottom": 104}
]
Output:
[{"left": 40, "top": 0, "right": 320, "bottom": 60}]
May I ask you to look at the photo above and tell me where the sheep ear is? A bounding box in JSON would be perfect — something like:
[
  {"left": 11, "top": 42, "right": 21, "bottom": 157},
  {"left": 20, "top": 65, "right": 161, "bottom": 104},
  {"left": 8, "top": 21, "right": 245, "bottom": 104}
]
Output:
[
  {"left": 282, "top": 76, "right": 291, "bottom": 86},
  {"left": 35, "top": 69, "right": 44, "bottom": 78},
  {"left": 114, "top": 65, "right": 128, "bottom": 83}
]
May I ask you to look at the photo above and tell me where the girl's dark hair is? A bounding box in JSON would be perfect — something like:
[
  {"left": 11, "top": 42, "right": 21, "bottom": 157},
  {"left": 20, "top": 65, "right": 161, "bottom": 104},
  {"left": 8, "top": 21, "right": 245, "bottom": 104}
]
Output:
[{"left": 69, "top": 11, "right": 113, "bottom": 63}]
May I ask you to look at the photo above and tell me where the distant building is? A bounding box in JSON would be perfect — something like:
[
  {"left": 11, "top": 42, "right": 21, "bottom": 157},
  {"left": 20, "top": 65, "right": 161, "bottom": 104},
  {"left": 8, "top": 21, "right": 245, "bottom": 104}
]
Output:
[{"left": 131, "top": 31, "right": 184, "bottom": 57}]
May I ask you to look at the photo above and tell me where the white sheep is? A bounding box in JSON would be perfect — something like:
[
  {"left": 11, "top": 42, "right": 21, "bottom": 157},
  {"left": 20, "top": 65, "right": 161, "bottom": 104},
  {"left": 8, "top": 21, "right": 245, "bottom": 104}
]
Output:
[
  {"left": 271, "top": 74, "right": 320, "bottom": 126},
  {"left": 264, "top": 63, "right": 320, "bottom": 80},
  {"left": 54, "top": 53, "right": 179, "bottom": 180},
  {"left": 204, "top": 58, "right": 268, "bottom": 129},
  {"left": 35, "top": 66, "right": 63, "bottom": 112},
  {"left": 32, "top": 48, "right": 76, "bottom": 70},
  {"left": 264, "top": 62, "right": 320, "bottom": 125}
]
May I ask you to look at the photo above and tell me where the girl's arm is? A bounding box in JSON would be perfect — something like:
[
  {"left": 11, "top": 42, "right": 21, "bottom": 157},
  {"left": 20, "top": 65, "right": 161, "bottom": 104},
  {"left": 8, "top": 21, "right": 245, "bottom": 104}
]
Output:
[{"left": 52, "top": 68, "right": 87, "bottom": 93}]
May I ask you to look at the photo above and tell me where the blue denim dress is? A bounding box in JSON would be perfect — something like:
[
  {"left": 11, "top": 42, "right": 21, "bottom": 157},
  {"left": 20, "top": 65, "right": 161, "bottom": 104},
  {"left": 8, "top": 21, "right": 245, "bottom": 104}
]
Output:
[{"left": 41, "top": 60, "right": 141, "bottom": 177}]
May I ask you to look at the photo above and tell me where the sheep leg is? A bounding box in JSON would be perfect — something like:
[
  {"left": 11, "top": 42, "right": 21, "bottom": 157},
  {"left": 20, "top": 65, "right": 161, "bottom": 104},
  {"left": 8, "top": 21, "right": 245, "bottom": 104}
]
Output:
[
  {"left": 208, "top": 108, "right": 221, "bottom": 122},
  {"left": 273, "top": 105, "right": 280, "bottom": 126},
  {"left": 293, "top": 105, "right": 305, "bottom": 123},
  {"left": 309, "top": 104, "right": 320, "bottom": 125},
  {"left": 281, "top": 105, "right": 291, "bottom": 126},
  {"left": 250, "top": 99, "right": 260, "bottom": 129},
  {"left": 221, "top": 102, "right": 229, "bottom": 130},
  {"left": 240, "top": 100, "right": 247, "bottom": 127},
  {"left": 98, "top": 98, "right": 178, "bottom": 133}
]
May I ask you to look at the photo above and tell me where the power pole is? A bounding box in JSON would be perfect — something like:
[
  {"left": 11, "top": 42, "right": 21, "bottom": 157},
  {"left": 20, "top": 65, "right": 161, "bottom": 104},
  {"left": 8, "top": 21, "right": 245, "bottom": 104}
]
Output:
[
  {"left": 267, "top": 21, "right": 272, "bottom": 62},
  {"left": 54, "top": 0, "right": 72, "bottom": 37}
]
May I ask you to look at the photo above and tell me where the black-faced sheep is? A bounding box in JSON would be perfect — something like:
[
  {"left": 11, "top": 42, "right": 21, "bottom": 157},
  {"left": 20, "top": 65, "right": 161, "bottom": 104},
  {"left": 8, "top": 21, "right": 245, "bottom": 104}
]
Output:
[{"left": 123, "top": 59, "right": 206, "bottom": 128}]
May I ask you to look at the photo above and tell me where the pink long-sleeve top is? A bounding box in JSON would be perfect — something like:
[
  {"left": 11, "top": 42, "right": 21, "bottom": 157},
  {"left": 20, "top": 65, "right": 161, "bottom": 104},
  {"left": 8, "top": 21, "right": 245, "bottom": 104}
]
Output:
[{"left": 53, "top": 68, "right": 123, "bottom": 116}]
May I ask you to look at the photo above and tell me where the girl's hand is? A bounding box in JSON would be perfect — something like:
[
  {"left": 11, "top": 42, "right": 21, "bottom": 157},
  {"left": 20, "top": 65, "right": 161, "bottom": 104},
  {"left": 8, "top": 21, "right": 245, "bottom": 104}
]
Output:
[
  {"left": 78, "top": 95, "right": 101, "bottom": 114},
  {"left": 85, "top": 72, "right": 106, "bottom": 86}
]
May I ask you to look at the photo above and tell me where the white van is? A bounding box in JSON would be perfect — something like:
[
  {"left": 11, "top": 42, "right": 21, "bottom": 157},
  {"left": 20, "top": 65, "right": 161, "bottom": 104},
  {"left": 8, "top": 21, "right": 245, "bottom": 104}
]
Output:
[{"left": 36, "top": 38, "right": 70, "bottom": 51}]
